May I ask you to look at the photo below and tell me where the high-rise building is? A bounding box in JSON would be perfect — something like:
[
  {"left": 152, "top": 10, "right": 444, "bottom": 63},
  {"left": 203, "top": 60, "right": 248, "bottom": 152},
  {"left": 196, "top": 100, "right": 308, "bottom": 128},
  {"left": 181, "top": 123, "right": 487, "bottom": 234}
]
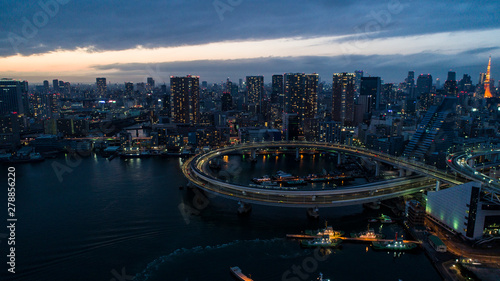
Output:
[
  {"left": 360, "top": 77, "right": 381, "bottom": 110},
  {"left": 246, "top": 76, "right": 264, "bottom": 107},
  {"left": 96, "top": 78, "right": 107, "bottom": 97},
  {"left": 271, "top": 74, "right": 283, "bottom": 104},
  {"left": 304, "top": 74, "right": 319, "bottom": 119},
  {"left": 0, "top": 79, "right": 25, "bottom": 115},
  {"left": 416, "top": 74, "right": 433, "bottom": 97},
  {"left": 282, "top": 73, "right": 319, "bottom": 128},
  {"left": 284, "top": 73, "right": 304, "bottom": 116},
  {"left": 282, "top": 113, "right": 301, "bottom": 140},
  {"left": 125, "top": 82, "right": 134, "bottom": 96},
  {"left": 225, "top": 78, "right": 232, "bottom": 93},
  {"left": 43, "top": 80, "right": 49, "bottom": 93},
  {"left": 354, "top": 70, "right": 363, "bottom": 96},
  {"left": 221, "top": 91, "right": 233, "bottom": 112},
  {"left": 458, "top": 74, "right": 473, "bottom": 93},
  {"left": 332, "top": 73, "right": 355, "bottom": 126},
  {"left": 484, "top": 57, "right": 493, "bottom": 98},
  {"left": 146, "top": 77, "right": 155, "bottom": 92},
  {"left": 53, "top": 79, "right": 59, "bottom": 93},
  {"left": 170, "top": 75, "right": 200, "bottom": 125},
  {"left": 444, "top": 71, "right": 457, "bottom": 96},
  {"left": 406, "top": 71, "right": 415, "bottom": 98}
]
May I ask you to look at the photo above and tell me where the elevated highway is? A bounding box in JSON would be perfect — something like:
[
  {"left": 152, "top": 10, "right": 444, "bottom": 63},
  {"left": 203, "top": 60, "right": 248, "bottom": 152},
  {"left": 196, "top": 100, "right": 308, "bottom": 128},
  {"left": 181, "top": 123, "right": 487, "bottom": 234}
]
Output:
[
  {"left": 447, "top": 150, "right": 500, "bottom": 204},
  {"left": 182, "top": 142, "right": 466, "bottom": 207}
]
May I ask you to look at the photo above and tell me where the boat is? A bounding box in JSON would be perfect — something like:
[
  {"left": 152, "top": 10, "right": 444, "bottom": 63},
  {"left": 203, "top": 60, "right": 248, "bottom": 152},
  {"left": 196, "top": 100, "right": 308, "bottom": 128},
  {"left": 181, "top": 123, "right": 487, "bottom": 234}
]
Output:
[
  {"left": 230, "top": 266, "right": 253, "bottom": 281},
  {"left": 368, "top": 218, "right": 378, "bottom": 223},
  {"left": 372, "top": 233, "right": 417, "bottom": 251},
  {"left": 350, "top": 225, "right": 385, "bottom": 239},
  {"left": 7, "top": 152, "right": 45, "bottom": 163},
  {"left": 305, "top": 174, "right": 336, "bottom": 182},
  {"left": 305, "top": 221, "right": 345, "bottom": 238},
  {"left": 273, "top": 170, "right": 298, "bottom": 181},
  {"left": 252, "top": 175, "right": 272, "bottom": 183},
  {"left": 379, "top": 214, "right": 395, "bottom": 224},
  {"left": 301, "top": 235, "right": 342, "bottom": 248},
  {"left": 283, "top": 180, "right": 307, "bottom": 186},
  {"left": 315, "top": 273, "right": 330, "bottom": 281},
  {"left": 260, "top": 181, "right": 278, "bottom": 186}
]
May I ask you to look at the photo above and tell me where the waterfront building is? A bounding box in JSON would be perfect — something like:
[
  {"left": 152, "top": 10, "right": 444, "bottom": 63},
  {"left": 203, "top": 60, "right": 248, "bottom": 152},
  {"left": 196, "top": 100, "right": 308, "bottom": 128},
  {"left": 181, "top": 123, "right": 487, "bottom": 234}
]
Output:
[
  {"left": 170, "top": 75, "right": 200, "bottom": 125},
  {"left": 246, "top": 76, "right": 264, "bottom": 110},
  {"left": 0, "top": 78, "right": 25, "bottom": 115},
  {"left": 271, "top": 74, "right": 283, "bottom": 104},
  {"left": 332, "top": 73, "right": 355, "bottom": 126},
  {"left": 426, "top": 182, "right": 500, "bottom": 240}
]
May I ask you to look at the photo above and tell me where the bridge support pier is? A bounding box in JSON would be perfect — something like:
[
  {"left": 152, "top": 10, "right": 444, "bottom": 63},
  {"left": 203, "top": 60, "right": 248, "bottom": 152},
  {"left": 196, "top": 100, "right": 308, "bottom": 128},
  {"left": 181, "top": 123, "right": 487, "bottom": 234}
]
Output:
[
  {"left": 435, "top": 180, "right": 441, "bottom": 191},
  {"left": 237, "top": 201, "right": 252, "bottom": 215},
  {"left": 251, "top": 148, "right": 257, "bottom": 162},
  {"left": 399, "top": 169, "right": 404, "bottom": 177},
  {"left": 375, "top": 161, "right": 380, "bottom": 177},
  {"left": 337, "top": 153, "right": 342, "bottom": 166},
  {"left": 468, "top": 159, "right": 475, "bottom": 168},
  {"left": 296, "top": 148, "right": 300, "bottom": 161},
  {"left": 307, "top": 207, "right": 319, "bottom": 219}
]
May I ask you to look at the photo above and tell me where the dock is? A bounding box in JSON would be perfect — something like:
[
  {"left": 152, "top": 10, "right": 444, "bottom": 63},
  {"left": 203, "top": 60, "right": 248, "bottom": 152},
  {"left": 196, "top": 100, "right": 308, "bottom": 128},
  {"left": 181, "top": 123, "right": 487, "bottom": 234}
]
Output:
[
  {"left": 286, "top": 234, "right": 319, "bottom": 239},
  {"left": 286, "top": 234, "right": 421, "bottom": 244}
]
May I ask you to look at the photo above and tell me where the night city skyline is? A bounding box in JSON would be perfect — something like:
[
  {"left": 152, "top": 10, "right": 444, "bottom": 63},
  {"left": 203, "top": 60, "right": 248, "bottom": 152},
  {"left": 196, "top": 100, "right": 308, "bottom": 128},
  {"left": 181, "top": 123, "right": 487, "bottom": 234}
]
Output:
[{"left": 2, "top": 1, "right": 500, "bottom": 281}]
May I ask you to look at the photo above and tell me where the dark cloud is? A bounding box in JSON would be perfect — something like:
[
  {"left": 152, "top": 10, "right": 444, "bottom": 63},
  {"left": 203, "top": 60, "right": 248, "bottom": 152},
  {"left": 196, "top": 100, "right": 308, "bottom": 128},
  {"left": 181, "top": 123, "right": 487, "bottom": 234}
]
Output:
[{"left": 0, "top": 0, "right": 498, "bottom": 57}]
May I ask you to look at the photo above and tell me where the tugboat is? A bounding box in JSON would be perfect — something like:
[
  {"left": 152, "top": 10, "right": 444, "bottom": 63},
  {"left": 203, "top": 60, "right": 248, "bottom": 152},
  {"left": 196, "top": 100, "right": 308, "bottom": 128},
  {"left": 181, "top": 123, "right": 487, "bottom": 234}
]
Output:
[
  {"left": 305, "top": 221, "right": 344, "bottom": 238},
  {"left": 301, "top": 235, "right": 342, "bottom": 248},
  {"left": 350, "top": 225, "right": 385, "bottom": 239},
  {"left": 372, "top": 233, "right": 417, "bottom": 251}
]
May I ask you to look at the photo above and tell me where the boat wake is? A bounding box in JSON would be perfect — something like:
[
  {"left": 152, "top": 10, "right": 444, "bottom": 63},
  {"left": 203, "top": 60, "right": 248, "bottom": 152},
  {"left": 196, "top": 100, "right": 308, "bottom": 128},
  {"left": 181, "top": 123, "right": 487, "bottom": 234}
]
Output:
[{"left": 134, "top": 238, "right": 286, "bottom": 281}]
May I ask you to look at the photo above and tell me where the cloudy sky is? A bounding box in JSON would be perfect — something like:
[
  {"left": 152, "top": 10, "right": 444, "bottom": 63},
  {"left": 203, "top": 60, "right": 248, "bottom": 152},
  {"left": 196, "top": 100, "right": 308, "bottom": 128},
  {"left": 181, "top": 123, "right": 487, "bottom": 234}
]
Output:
[{"left": 0, "top": 0, "right": 499, "bottom": 84}]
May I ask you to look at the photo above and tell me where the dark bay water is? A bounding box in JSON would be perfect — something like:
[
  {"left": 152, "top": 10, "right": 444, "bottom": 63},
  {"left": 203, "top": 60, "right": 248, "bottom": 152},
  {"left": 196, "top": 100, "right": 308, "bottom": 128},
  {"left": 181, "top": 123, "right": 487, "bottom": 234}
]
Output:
[{"left": 0, "top": 154, "right": 440, "bottom": 281}]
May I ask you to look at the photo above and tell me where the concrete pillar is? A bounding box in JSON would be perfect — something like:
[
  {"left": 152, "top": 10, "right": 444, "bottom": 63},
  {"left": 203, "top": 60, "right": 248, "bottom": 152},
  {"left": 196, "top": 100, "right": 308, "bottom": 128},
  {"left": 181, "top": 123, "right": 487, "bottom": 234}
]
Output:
[
  {"left": 307, "top": 207, "right": 319, "bottom": 219},
  {"left": 237, "top": 201, "right": 252, "bottom": 215},
  {"left": 435, "top": 180, "right": 441, "bottom": 191},
  {"left": 251, "top": 148, "right": 256, "bottom": 161},
  {"left": 468, "top": 159, "right": 475, "bottom": 168},
  {"left": 492, "top": 154, "right": 498, "bottom": 163},
  {"left": 406, "top": 169, "right": 413, "bottom": 176},
  {"left": 375, "top": 161, "right": 380, "bottom": 177},
  {"left": 337, "top": 153, "right": 342, "bottom": 165},
  {"left": 296, "top": 148, "right": 300, "bottom": 160}
]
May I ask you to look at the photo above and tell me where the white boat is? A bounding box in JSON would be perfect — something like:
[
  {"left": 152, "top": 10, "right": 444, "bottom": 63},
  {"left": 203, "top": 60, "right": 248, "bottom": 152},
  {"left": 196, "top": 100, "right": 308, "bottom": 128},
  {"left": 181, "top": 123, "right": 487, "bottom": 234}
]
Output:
[{"left": 230, "top": 266, "right": 253, "bottom": 281}]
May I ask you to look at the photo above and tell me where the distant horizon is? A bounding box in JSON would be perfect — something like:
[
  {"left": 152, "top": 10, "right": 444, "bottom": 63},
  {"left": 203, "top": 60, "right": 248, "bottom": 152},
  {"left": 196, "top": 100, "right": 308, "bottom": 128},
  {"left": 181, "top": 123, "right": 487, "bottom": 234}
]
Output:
[{"left": 4, "top": 61, "right": 497, "bottom": 87}]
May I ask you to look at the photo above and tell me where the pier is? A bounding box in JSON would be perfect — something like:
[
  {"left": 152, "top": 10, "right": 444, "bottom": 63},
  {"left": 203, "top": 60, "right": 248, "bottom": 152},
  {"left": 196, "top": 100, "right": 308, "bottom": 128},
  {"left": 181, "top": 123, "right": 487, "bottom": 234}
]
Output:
[{"left": 286, "top": 234, "right": 422, "bottom": 244}]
